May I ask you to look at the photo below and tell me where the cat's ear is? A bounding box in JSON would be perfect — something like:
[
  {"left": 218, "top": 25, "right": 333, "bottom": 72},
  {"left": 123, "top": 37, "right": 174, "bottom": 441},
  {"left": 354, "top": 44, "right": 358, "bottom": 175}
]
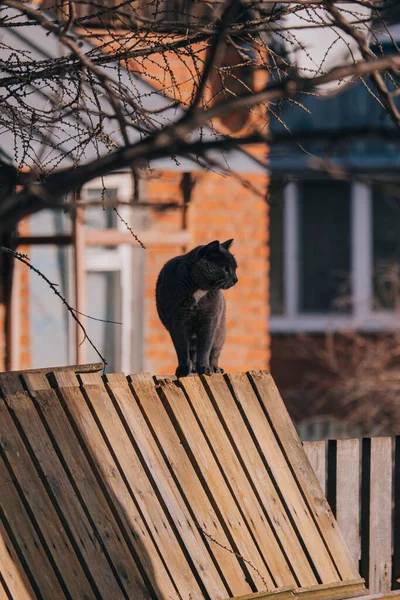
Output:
[
  {"left": 199, "top": 240, "right": 220, "bottom": 258},
  {"left": 221, "top": 239, "right": 234, "bottom": 250}
]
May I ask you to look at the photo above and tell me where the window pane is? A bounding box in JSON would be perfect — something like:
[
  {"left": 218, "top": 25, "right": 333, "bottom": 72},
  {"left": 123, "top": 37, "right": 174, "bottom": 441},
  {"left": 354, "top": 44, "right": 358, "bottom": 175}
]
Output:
[
  {"left": 84, "top": 188, "right": 118, "bottom": 230},
  {"left": 373, "top": 186, "right": 400, "bottom": 310},
  {"left": 29, "top": 207, "right": 72, "bottom": 235},
  {"left": 299, "top": 181, "right": 351, "bottom": 313},
  {"left": 86, "top": 271, "right": 121, "bottom": 372},
  {"left": 269, "top": 182, "right": 285, "bottom": 315},
  {"left": 30, "top": 246, "right": 70, "bottom": 367}
]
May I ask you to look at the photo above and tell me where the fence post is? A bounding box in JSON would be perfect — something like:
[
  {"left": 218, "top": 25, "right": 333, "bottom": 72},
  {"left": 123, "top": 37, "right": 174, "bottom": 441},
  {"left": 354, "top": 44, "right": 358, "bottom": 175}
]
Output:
[
  {"left": 327, "top": 439, "right": 360, "bottom": 570},
  {"left": 360, "top": 437, "right": 393, "bottom": 593}
]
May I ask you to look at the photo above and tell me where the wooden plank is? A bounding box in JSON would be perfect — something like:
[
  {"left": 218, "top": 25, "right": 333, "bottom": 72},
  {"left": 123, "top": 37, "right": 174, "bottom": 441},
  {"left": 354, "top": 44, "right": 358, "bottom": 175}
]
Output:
[
  {"left": 303, "top": 442, "right": 327, "bottom": 495},
  {"left": 0, "top": 577, "right": 9, "bottom": 600},
  {"left": 54, "top": 373, "right": 184, "bottom": 600},
  {"left": 2, "top": 382, "right": 128, "bottom": 600},
  {"left": 232, "top": 580, "right": 367, "bottom": 600},
  {"left": 232, "top": 586, "right": 295, "bottom": 600},
  {"left": 0, "top": 505, "right": 39, "bottom": 600},
  {"left": 98, "top": 371, "right": 236, "bottom": 600},
  {"left": 126, "top": 372, "right": 256, "bottom": 597},
  {"left": 247, "top": 371, "right": 360, "bottom": 581},
  {"left": 327, "top": 440, "right": 360, "bottom": 569},
  {"left": 393, "top": 436, "right": 400, "bottom": 590},
  {"left": 22, "top": 372, "right": 151, "bottom": 600},
  {"left": 226, "top": 372, "right": 340, "bottom": 584},
  {"left": 361, "top": 438, "right": 393, "bottom": 594},
  {"left": 0, "top": 395, "right": 95, "bottom": 600},
  {"left": 295, "top": 580, "right": 367, "bottom": 600},
  {"left": 155, "top": 375, "right": 280, "bottom": 592},
  {"left": 352, "top": 592, "right": 400, "bottom": 600},
  {"left": 184, "top": 374, "right": 314, "bottom": 587},
  {"left": 1, "top": 363, "right": 103, "bottom": 377}
]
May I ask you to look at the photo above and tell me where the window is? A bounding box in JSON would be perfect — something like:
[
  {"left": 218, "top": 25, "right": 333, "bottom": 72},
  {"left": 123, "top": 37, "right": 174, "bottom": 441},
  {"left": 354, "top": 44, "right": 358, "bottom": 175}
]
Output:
[
  {"left": 270, "top": 180, "right": 400, "bottom": 332},
  {"left": 372, "top": 186, "right": 400, "bottom": 310},
  {"left": 269, "top": 182, "right": 285, "bottom": 315},
  {"left": 26, "top": 174, "right": 145, "bottom": 373},
  {"left": 299, "top": 181, "right": 351, "bottom": 313}
]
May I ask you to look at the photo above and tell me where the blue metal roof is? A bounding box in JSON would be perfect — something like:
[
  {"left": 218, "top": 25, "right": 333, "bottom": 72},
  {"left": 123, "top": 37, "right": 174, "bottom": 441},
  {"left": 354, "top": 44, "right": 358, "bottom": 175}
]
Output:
[{"left": 269, "top": 41, "right": 400, "bottom": 175}]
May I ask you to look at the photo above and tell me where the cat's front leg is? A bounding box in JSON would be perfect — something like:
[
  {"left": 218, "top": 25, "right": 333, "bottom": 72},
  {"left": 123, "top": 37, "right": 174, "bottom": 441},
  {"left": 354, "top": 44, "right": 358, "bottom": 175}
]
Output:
[
  {"left": 196, "top": 322, "right": 215, "bottom": 375},
  {"left": 170, "top": 326, "right": 192, "bottom": 377}
]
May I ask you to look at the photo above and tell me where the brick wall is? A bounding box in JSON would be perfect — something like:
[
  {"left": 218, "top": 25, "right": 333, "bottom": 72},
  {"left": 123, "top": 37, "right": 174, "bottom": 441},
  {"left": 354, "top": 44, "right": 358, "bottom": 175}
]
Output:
[
  {"left": 144, "top": 169, "right": 270, "bottom": 376},
  {"left": 0, "top": 218, "right": 31, "bottom": 372}
]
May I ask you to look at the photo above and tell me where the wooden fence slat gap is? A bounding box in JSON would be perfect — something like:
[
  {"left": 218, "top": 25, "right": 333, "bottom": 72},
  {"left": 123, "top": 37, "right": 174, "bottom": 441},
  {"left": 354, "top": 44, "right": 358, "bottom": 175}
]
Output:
[{"left": 327, "top": 441, "right": 338, "bottom": 519}]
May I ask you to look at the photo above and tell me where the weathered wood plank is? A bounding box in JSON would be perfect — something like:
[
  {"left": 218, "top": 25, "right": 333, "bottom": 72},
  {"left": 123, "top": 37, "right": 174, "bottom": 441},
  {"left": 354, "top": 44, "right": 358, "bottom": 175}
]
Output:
[
  {"left": 203, "top": 374, "right": 317, "bottom": 587},
  {"left": 247, "top": 371, "right": 360, "bottom": 581},
  {"left": 327, "top": 439, "right": 360, "bottom": 569},
  {"left": 188, "top": 374, "right": 315, "bottom": 587},
  {"left": 232, "top": 580, "right": 367, "bottom": 600},
  {"left": 0, "top": 396, "right": 96, "bottom": 600},
  {"left": 361, "top": 437, "right": 393, "bottom": 593},
  {"left": 127, "top": 373, "right": 254, "bottom": 597},
  {"left": 3, "top": 382, "right": 127, "bottom": 600},
  {"left": 158, "top": 376, "right": 281, "bottom": 592},
  {"left": 0, "top": 577, "right": 9, "bottom": 600},
  {"left": 303, "top": 442, "right": 327, "bottom": 495},
  {"left": 179, "top": 375, "right": 297, "bottom": 588},
  {"left": 227, "top": 372, "right": 339, "bottom": 584},
  {"left": 103, "top": 372, "right": 237, "bottom": 599},
  {"left": 53, "top": 370, "right": 185, "bottom": 600},
  {"left": 0, "top": 509, "right": 39, "bottom": 600},
  {"left": 23, "top": 371, "right": 151, "bottom": 600}
]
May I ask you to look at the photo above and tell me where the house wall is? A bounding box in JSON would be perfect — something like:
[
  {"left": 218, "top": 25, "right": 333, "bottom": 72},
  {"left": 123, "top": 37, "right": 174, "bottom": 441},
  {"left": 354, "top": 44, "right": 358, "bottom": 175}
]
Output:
[
  {"left": 0, "top": 35, "right": 271, "bottom": 375},
  {"left": 0, "top": 219, "right": 31, "bottom": 372},
  {"left": 144, "top": 169, "right": 270, "bottom": 375}
]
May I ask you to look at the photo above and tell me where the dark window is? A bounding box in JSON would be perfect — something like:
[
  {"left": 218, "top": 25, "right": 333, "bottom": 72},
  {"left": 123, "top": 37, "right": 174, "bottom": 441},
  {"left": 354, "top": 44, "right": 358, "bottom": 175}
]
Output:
[
  {"left": 373, "top": 186, "right": 400, "bottom": 310},
  {"left": 299, "top": 181, "right": 351, "bottom": 313},
  {"left": 269, "top": 181, "right": 285, "bottom": 315}
]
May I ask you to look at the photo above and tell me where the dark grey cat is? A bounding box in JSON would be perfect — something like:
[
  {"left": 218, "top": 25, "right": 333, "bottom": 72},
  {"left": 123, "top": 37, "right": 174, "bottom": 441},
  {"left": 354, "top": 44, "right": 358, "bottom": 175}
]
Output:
[{"left": 156, "top": 239, "right": 238, "bottom": 377}]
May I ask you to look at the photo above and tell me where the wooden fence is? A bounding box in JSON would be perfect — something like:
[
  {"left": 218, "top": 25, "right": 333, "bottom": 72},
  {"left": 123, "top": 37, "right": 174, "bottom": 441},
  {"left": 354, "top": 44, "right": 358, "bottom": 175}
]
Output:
[{"left": 303, "top": 437, "right": 400, "bottom": 595}]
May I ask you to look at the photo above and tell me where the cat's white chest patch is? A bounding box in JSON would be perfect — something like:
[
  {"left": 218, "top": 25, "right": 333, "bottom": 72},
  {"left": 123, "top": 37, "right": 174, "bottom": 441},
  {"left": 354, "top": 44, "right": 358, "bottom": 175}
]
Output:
[{"left": 193, "top": 290, "right": 208, "bottom": 303}]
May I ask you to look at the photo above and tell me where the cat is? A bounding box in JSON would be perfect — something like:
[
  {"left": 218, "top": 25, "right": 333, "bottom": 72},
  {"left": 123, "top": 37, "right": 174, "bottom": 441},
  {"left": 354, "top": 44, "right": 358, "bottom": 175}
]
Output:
[{"left": 156, "top": 239, "right": 238, "bottom": 377}]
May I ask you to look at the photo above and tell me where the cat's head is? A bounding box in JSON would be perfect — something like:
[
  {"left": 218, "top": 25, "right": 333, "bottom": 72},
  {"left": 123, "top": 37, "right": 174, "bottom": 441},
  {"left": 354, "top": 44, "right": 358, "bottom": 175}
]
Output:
[{"left": 194, "top": 239, "right": 238, "bottom": 290}]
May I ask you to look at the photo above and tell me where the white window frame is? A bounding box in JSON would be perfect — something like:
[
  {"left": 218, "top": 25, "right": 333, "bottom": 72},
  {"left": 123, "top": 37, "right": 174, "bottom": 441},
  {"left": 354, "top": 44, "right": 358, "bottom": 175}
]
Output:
[
  {"left": 68, "top": 173, "right": 143, "bottom": 373},
  {"left": 270, "top": 180, "right": 400, "bottom": 333}
]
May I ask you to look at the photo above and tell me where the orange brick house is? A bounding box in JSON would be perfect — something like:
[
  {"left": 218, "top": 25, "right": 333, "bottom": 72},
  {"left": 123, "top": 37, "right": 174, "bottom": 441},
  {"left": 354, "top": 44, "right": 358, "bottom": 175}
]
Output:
[{"left": 0, "top": 11, "right": 270, "bottom": 375}]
